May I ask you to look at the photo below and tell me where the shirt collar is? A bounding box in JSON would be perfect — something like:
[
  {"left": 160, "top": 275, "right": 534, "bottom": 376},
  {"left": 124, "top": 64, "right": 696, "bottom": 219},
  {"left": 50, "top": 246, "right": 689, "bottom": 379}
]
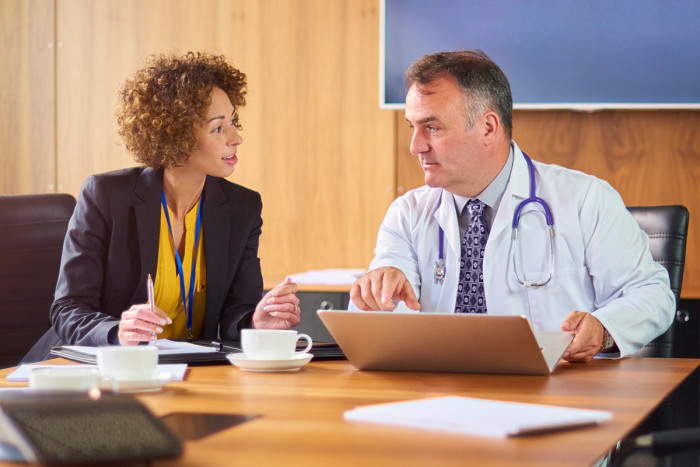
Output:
[{"left": 453, "top": 143, "right": 514, "bottom": 215}]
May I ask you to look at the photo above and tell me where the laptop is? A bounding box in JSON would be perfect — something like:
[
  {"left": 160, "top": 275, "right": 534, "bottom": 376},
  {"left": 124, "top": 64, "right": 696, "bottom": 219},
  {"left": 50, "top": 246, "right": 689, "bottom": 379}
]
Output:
[{"left": 317, "top": 310, "right": 573, "bottom": 376}]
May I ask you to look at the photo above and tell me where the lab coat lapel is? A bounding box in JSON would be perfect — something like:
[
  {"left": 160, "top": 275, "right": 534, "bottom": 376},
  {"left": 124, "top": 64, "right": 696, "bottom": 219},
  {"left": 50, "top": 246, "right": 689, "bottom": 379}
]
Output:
[
  {"left": 432, "top": 189, "right": 461, "bottom": 313},
  {"left": 434, "top": 190, "right": 461, "bottom": 262},
  {"left": 489, "top": 144, "right": 531, "bottom": 244},
  {"left": 482, "top": 145, "right": 531, "bottom": 313}
]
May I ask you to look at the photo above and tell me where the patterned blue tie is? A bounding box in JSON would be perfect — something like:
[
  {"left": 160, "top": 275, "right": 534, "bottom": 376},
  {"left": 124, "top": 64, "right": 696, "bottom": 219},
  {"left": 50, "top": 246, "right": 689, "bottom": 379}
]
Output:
[{"left": 455, "top": 199, "right": 489, "bottom": 314}]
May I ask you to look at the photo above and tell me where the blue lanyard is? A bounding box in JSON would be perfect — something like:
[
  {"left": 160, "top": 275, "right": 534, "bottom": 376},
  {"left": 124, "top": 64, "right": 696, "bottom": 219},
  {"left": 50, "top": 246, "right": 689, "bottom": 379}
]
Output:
[{"left": 161, "top": 191, "right": 202, "bottom": 338}]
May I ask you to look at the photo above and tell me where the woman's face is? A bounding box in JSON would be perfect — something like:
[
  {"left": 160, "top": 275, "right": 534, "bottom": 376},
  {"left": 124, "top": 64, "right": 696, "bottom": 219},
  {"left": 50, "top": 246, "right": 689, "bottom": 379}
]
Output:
[{"left": 184, "top": 86, "right": 242, "bottom": 178}]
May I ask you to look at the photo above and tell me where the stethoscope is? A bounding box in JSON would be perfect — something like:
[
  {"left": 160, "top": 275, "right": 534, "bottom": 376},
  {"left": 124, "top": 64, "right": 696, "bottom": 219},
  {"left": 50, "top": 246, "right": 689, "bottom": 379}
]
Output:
[{"left": 434, "top": 152, "right": 555, "bottom": 287}]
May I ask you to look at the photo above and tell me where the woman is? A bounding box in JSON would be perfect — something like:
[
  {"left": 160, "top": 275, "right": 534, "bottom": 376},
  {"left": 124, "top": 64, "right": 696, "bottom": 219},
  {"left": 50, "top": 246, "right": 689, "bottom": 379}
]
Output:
[{"left": 24, "top": 52, "right": 300, "bottom": 360}]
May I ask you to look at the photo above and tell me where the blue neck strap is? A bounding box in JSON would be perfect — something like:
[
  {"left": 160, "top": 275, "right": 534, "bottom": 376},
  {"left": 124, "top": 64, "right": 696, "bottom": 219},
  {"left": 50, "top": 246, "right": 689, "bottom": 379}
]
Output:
[{"left": 161, "top": 191, "right": 203, "bottom": 338}]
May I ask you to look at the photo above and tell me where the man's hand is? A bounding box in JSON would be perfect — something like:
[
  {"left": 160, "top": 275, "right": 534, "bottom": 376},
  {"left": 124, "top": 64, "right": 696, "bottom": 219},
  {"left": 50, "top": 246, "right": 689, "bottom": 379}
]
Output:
[
  {"left": 560, "top": 311, "right": 605, "bottom": 362},
  {"left": 350, "top": 266, "right": 420, "bottom": 311}
]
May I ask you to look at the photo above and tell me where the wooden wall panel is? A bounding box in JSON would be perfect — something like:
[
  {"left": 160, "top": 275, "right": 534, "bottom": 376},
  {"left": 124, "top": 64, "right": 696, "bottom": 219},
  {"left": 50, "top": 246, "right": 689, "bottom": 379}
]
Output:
[
  {"left": 396, "top": 110, "right": 700, "bottom": 298},
  {"left": 54, "top": 0, "right": 249, "bottom": 194},
  {"left": 232, "top": 1, "right": 396, "bottom": 278},
  {"left": 0, "top": 0, "right": 55, "bottom": 194},
  {"left": 53, "top": 0, "right": 395, "bottom": 280},
  {"left": 12, "top": 1, "right": 695, "bottom": 297}
]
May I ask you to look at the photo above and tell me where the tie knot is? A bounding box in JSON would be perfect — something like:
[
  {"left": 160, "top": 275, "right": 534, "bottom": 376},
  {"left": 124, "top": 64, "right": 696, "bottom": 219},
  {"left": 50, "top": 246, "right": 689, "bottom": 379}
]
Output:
[{"left": 466, "top": 199, "right": 486, "bottom": 217}]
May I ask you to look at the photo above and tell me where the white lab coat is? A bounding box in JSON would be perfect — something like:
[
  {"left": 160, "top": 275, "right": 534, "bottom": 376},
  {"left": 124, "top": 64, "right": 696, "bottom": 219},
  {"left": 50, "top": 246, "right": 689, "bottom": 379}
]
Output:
[{"left": 364, "top": 142, "right": 674, "bottom": 357}]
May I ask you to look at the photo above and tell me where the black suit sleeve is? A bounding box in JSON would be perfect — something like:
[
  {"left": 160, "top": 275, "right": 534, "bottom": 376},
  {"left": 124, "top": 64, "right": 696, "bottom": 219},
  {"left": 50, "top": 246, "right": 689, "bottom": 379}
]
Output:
[
  {"left": 218, "top": 192, "right": 263, "bottom": 339},
  {"left": 50, "top": 175, "right": 121, "bottom": 346}
]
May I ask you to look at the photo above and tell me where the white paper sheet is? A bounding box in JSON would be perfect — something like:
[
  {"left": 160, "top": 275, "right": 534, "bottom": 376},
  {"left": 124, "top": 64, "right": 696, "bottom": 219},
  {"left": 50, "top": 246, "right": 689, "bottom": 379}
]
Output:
[
  {"left": 6, "top": 364, "right": 188, "bottom": 382},
  {"left": 153, "top": 339, "right": 220, "bottom": 354},
  {"left": 344, "top": 396, "right": 612, "bottom": 437},
  {"left": 288, "top": 268, "right": 365, "bottom": 285},
  {"left": 58, "top": 339, "right": 218, "bottom": 357}
]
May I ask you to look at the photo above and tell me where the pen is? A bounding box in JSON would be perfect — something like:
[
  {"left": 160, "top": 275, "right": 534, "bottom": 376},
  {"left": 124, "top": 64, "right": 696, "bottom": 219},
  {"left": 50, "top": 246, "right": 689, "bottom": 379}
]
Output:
[
  {"left": 205, "top": 341, "right": 242, "bottom": 352},
  {"left": 147, "top": 274, "right": 157, "bottom": 347},
  {"left": 216, "top": 341, "right": 243, "bottom": 353}
]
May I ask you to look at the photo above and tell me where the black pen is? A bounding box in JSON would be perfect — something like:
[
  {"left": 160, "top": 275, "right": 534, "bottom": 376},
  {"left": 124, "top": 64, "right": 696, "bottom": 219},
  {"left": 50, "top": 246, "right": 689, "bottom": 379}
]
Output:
[{"left": 216, "top": 341, "right": 242, "bottom": 352}]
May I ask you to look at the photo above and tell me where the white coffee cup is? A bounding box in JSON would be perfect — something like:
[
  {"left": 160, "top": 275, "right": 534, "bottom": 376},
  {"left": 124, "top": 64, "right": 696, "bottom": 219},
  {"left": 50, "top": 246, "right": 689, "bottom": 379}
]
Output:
[
  {"left": 30, "top": 367, "right": 102, "bottom": 391},
  {"left": 96, "top": 346, "right": 158, "bottom": 381},
  {"left": 241, "top": 329, "right": 313, "bottom": 360}
]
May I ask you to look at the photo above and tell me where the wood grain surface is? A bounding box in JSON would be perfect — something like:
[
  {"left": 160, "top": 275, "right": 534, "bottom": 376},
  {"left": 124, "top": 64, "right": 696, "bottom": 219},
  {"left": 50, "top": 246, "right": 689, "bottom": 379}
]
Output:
[{"left": 1, "top": 357, "right": 697, "bottom": 466}]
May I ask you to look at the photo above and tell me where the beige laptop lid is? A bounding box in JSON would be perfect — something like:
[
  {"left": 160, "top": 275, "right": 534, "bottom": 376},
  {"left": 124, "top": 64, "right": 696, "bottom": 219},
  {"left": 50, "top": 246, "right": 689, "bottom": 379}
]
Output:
[{"left": 317, "top": 311, "right": 572, "bottom": 376}]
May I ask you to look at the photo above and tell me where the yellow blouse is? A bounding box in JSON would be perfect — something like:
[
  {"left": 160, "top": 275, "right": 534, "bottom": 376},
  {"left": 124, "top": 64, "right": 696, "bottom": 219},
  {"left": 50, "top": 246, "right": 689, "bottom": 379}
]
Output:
[{"left": 154, "top": 202, "right": 206, "bottom": 339}]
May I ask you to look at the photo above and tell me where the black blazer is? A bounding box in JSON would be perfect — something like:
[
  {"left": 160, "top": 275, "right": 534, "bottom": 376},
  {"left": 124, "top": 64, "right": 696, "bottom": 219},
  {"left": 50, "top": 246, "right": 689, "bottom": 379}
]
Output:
[{"left": 23, "top": 167, "right": 263, "bottom": 362}]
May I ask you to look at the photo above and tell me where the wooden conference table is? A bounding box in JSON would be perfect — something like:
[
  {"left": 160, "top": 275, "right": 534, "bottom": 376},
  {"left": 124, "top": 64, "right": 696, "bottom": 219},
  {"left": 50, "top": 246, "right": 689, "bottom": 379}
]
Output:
[{"left": 1, "top": 357, "right": 698, "bottom": 467}]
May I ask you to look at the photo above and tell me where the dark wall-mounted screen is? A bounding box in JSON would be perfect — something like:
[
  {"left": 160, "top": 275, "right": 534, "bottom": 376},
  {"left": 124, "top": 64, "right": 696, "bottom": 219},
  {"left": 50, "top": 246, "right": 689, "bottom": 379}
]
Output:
[{"left": 381, "top": 0, "right": 700, "bottom": 109}]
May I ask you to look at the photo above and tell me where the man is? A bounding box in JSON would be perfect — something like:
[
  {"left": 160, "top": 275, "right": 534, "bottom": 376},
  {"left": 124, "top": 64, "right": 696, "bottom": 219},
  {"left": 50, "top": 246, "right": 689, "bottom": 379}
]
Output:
[{"left": 350, "top": 50, "right": 674, "bottom": 362}]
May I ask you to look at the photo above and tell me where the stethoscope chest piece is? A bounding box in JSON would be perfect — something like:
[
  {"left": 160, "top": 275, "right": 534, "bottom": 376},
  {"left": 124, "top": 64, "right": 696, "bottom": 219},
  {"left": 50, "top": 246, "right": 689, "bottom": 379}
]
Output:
[{"left": 434, "top": 258, "right": 445, "bottom": 280}]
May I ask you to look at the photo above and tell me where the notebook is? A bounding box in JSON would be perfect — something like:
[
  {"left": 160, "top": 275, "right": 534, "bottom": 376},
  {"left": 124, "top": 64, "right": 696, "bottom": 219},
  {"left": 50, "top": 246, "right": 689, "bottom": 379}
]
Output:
[
  {"left": 316, "top": 310, "right": 573, "bottom": 376},
  {"left": 344, "top": 396, "right": 612, "bottom": 437}
]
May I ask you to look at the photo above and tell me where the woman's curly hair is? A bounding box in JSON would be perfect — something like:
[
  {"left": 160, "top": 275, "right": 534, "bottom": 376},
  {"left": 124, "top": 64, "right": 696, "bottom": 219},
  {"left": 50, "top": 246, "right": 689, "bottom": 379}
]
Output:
[{"left": 116, "top": 52, "right": 247, "bottom": 168}]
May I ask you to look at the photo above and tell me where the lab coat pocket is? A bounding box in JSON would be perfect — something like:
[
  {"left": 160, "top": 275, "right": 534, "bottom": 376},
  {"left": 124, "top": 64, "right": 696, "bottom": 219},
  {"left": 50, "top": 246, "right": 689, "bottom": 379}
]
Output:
[{"left": 524, "top": 266, "right": 591, "bottom": 331}]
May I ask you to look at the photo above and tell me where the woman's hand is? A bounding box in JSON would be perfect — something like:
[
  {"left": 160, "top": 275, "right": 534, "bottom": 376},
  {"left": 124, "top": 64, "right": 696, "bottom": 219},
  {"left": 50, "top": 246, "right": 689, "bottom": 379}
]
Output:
[
  {"left": 118, "top": 303, "right": 172, "bottom": 346},
  {"left": 252, "top": 277, "right": 301, "bottom": 329}
]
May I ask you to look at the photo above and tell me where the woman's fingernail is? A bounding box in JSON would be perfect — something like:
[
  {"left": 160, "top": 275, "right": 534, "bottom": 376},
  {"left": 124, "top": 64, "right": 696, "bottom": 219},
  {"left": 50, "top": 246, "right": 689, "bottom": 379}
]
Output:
[{"left": 156, "top": 327, "right": 163, "bottom": 333}]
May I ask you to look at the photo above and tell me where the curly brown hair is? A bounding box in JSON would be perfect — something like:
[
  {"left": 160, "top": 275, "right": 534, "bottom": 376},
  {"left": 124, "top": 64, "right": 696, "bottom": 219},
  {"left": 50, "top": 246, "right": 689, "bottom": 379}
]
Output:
[{"left": 116, "top": 52, "right": 247, "bottom": 168}]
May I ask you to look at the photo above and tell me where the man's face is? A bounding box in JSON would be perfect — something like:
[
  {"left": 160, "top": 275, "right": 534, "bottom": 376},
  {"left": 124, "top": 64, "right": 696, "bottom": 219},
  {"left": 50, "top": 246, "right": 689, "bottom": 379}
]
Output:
[{"left": 405, "top": 76, "right": 494, "bottom": 197}]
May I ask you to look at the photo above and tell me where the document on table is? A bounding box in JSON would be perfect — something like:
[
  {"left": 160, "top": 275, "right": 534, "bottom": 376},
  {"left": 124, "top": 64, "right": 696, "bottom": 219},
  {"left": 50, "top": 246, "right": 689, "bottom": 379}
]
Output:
[
  {"left": 59, "top": 339, "right": 219, "bottom": 356},
  {"left": 50, "top": 339, "right": 227, "bottom": 365},
  {"left": 344, "top": 396, "right": 612, "bottom": 437},
  {"left": 287, "top": 268, "right": 365, "bottom": 285},
  {"left": 153, "top": 339, "right": 220, "bottom": 354},
  {"left": 5, "top": 364, "right": 188, "bottom": 382}
]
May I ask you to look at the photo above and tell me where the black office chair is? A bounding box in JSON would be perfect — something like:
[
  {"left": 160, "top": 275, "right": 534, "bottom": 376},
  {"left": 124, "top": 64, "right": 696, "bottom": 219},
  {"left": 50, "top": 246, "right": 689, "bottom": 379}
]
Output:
[
  {"left": 628, "top": 205, "right": 689, "bottom": 359},
  {"left": 609, "top": 205, "right": 692, "bottom": 467},
  {"left": 0, "top": 193, "right": 76, "bottom": 369}
]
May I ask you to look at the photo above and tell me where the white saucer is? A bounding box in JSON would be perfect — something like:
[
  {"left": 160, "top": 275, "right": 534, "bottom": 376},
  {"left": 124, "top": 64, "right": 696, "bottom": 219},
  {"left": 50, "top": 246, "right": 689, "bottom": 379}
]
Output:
[
  {"left": 99, "top": 372, "right": 173, "bottom": 393},
  {"left": 227, "top": 353, "right": 313, "bottom": 372}
]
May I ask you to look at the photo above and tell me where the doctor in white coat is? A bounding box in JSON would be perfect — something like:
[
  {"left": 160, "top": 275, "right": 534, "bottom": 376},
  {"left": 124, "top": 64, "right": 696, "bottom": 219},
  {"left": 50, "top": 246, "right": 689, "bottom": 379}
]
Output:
[{"left": 350, "top": 50, "right": 674, "bottom": 362}]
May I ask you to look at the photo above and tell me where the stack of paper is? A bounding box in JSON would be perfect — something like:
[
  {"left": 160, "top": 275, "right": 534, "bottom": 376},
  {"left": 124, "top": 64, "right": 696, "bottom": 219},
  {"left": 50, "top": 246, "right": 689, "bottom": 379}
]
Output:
[
  {"left": 288, "top": 269, "right": 365, "bottom": 285},
  {"left": 50, "top": 339, "right": 227, "bottom": 365},
  {"left": 344, "top": 396, "right": 612, "bottom": 437},
  {"left": 6, "top": 364, "right": 188, "bottom": 382}
]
